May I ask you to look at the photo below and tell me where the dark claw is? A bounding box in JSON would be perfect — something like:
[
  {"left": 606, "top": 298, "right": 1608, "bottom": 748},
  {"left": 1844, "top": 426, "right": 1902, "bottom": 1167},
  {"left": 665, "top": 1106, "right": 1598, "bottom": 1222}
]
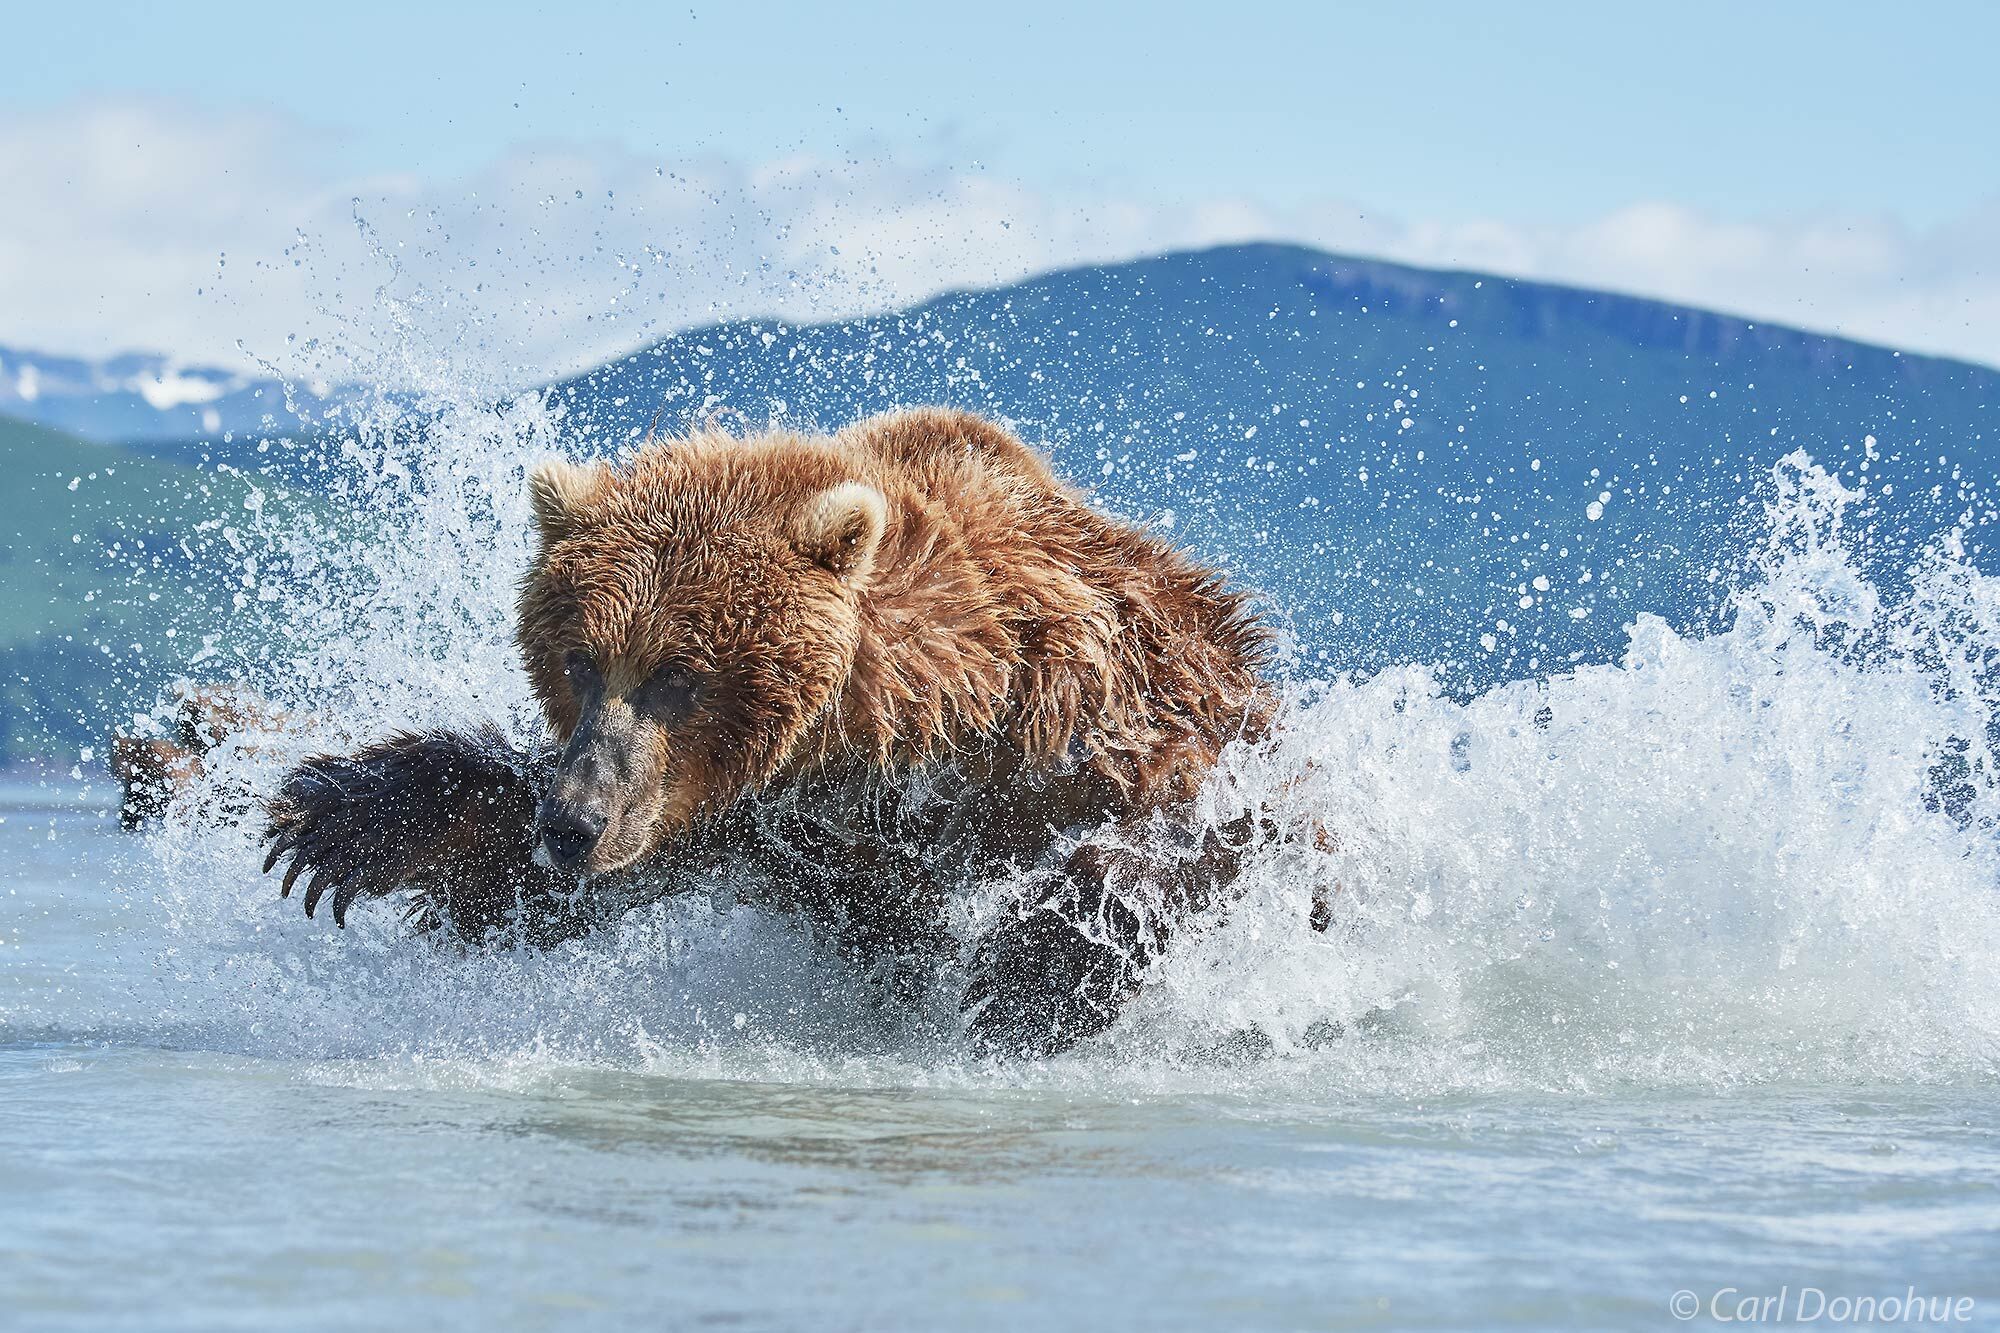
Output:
[
  {"left": 262, "top": 820, "right": 300, "bottom": 874},
  {"left": 331, "top": 877, "right": 365, "bottom": 928},
  {"left": 262, "top": 836, "right": 296, "bottom": 877},
  {"left": 302, "top": 871, "right": 329, "bottom": 919},
  {"left": 280, "top": 853, "right": 309, "bottom": 900}
]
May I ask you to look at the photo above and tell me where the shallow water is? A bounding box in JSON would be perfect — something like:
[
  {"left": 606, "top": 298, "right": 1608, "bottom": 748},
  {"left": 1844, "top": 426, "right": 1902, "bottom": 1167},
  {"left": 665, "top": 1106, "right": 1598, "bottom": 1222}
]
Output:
[{"left": 5, "top": 776, "right": 1999, "bottom": 1330}]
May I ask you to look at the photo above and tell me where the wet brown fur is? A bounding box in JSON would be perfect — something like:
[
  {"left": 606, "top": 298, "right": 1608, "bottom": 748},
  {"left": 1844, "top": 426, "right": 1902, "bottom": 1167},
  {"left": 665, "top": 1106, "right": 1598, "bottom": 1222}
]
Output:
[{"left": 264, "top": 409, "right": 1277, "bottom": 1055}]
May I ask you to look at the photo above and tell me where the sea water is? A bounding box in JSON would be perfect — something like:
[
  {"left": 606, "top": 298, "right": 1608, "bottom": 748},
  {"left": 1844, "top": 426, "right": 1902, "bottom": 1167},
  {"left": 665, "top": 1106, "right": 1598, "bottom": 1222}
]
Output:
[{"left": 3, "top": 388, "right": 1999, "bottom": 1329}]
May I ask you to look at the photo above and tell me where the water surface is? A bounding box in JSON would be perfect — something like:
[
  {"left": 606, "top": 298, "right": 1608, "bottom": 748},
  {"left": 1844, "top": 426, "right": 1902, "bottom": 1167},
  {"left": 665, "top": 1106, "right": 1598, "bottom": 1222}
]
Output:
[{"left": 4, "top": 793, "right": 1997, "bottom": 1331}]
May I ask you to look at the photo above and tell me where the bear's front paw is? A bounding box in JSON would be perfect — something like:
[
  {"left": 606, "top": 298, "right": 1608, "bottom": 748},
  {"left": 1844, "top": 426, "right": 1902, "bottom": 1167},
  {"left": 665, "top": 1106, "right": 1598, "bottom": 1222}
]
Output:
[
  {"left": 261, "top": 763, "right": 409, "bottom": 927},
  {"left": 960, "top": 907, "right": 1140, "bottom": 1059}
]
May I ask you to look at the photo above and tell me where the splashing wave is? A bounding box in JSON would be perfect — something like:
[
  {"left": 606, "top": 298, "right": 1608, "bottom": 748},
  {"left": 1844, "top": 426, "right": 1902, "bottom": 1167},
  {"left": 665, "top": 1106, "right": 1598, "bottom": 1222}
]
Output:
[{"left": 77, "top": 385, "right": 2000, "bottom": 1095}]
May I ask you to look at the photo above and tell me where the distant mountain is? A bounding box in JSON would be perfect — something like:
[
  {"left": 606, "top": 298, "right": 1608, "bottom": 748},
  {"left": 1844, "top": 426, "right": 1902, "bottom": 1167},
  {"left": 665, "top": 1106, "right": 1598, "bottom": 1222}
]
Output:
[
  {"left": 7, "top": 243, "right": 1998, "bottom": 758},
  {"left": 0, "top": 343, "right": 352, "bottom": 453},
  {"left": 546, "top": 243, "right": 2000, "bottom": 677}
]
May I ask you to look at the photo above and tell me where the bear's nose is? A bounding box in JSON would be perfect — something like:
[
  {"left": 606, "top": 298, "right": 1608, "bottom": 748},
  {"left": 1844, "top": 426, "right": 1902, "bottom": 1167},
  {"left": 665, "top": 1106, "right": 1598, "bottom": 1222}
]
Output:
[{"left": 537, "top": 805, "right": 606, "bottom": 869}]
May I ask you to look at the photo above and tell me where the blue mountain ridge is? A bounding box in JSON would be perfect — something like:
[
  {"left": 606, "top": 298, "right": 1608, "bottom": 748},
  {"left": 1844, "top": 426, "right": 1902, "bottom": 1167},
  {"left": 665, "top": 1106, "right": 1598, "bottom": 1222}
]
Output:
[
  {"left": 8, "top": 241, "right": 1997, "bottom": 739},
  {"left": 541, "top": 242, "right": 1999, "bottom": 680}
]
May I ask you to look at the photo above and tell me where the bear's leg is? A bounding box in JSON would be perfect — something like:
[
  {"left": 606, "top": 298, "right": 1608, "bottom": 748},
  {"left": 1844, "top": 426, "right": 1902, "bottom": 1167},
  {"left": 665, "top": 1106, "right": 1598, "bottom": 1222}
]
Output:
[
  {"left": 741, "top": 821, "right": 955, "bottom": 1003},
  {"left": 814, "top": 857, "right": 955, "bottom": 1005},
  {"left": 262, "top": 727, "right": 584, "bottom": 943},
  {"left": 960, "top": 810, "right": 1268, "bottom": 1058}
]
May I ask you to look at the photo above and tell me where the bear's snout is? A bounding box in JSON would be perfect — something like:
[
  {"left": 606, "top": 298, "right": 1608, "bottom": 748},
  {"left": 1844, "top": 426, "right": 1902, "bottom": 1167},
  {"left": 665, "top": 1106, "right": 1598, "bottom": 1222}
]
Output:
[{"left": 535, "top": 801, "right": 607, "bottom": 869}]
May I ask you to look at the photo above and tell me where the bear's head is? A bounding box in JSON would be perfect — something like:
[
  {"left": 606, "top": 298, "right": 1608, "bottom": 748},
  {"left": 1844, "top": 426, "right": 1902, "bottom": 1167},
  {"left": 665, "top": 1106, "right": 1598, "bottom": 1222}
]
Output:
[{"left": 517, "top": 435, "right": 887, "bottom": 874}]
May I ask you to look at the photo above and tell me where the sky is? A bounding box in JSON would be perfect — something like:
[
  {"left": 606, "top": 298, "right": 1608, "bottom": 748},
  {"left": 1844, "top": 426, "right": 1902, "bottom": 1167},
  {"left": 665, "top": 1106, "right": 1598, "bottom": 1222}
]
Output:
[{"left": 4, "top": 0, "right": 1997, "bottom": 379}]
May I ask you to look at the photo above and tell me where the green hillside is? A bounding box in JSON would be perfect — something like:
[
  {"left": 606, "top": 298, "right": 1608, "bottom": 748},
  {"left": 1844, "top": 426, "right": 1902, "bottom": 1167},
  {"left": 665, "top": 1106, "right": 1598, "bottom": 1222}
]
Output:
[{"left": 0, "top": 415, "right": 278, "bottom": 762}]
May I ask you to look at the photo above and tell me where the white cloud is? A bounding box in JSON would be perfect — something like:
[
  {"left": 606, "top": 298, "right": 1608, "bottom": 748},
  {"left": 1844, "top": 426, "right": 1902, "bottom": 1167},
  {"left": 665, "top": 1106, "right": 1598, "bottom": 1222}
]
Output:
[
  {"left": 1369, "top": 200, "right": 2000, "bottom": 371},
  {"left": 1, "top": 97, "right": 1995, "bottom": 386}
]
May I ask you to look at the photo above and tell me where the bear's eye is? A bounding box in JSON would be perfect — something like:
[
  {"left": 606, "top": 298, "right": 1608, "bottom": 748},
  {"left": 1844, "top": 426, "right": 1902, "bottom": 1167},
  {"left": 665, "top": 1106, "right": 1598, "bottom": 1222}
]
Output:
[
  {"left": 562, "top": 650, "right": 601, "bottom": 688},
  {"left": 637, "top": 664, "right": 701, "bottom": 722}
]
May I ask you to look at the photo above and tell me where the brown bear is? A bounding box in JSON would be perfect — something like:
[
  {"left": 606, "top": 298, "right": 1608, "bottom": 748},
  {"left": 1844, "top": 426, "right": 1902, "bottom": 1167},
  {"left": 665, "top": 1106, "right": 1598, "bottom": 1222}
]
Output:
[{"left": 262, "top": 408, "right": 1277, "bottom": 1055}]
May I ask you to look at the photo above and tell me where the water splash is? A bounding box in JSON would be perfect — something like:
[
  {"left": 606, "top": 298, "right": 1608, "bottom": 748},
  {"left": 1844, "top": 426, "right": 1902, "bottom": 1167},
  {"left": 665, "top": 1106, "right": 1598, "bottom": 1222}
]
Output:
[{"left": 69, "top": 394, "right": 2000, "bottom": 1094}]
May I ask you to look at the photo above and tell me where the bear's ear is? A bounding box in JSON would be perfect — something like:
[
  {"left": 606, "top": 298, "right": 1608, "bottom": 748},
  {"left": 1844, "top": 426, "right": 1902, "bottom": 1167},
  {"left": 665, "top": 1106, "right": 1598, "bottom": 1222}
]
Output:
[
  {"left": 527, "top": 458, "right": 610, "bottom": 544},
  {"left": 793, "top": 482, "right": 886, "bottom": 585}
]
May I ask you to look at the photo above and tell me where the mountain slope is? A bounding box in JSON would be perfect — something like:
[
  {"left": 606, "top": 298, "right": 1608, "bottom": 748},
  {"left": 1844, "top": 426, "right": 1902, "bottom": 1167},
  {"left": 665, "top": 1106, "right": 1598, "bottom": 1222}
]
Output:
[{"left": 547, "top": 242, "right": 1999, "bottom": 676}]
